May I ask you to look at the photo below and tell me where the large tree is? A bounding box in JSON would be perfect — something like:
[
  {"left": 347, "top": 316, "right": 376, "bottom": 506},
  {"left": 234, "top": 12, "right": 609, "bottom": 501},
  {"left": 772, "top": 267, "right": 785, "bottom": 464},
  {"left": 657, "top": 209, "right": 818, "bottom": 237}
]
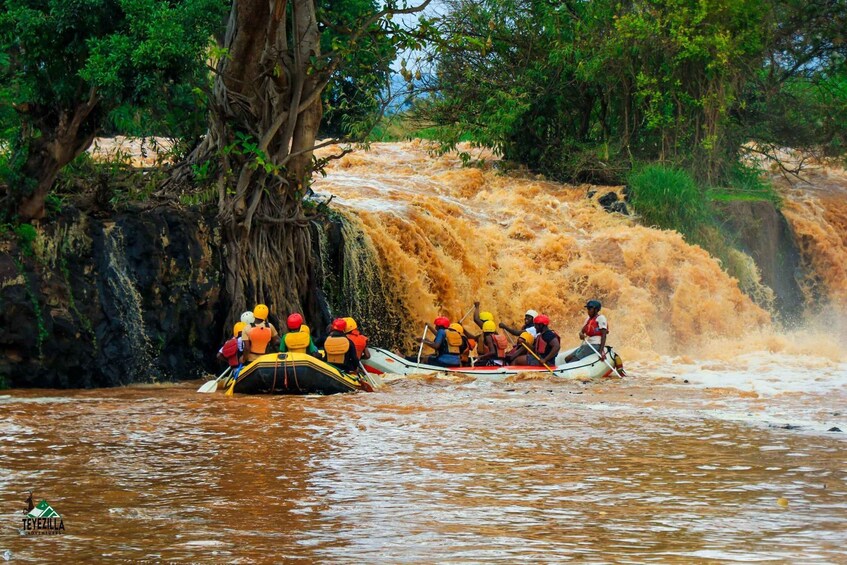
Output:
[
  {"left": 0, "top": 0, "right": 226, "bottom": 220},
  {"left": 164, "top": 0, "right": 432, "bottom": 321}
]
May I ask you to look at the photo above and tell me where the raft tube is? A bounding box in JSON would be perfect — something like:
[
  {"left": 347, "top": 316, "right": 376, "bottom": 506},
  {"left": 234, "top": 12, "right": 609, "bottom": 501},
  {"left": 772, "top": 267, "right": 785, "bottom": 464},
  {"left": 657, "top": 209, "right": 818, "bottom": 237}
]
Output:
[
  {"left": 363, "top": 347, "right": 617, "bottom": 381},
  {"left": 228, "top": 352, "right": 366, "bottom": 395}
]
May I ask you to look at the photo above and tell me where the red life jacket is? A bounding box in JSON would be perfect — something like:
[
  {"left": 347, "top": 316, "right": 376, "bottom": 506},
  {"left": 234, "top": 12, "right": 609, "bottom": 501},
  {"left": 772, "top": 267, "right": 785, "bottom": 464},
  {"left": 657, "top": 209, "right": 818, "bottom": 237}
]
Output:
[
  {"left": 535, "top": 330, "right": 560, "bottom": 355},
  {"left": 221, "top": 337, "right": 240, "bottom": 367},
  {"left": 583, "top": 315, "right": 608, "bottom": 337},
  {"left": 492, "top": 334, "right": 509, "bottom": 358},
  {"left": 347, "top": 330, "right": 368, "bottom": 359}
]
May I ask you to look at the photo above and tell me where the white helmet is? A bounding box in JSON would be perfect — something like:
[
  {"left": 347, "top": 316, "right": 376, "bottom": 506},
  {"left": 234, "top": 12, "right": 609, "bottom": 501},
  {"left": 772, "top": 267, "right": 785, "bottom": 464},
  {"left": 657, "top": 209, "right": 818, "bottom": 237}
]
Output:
[
  {"left": 240, "top": 311, "right": 255, "bottom": 325},
  {"left": 525, "top": 309, "right": 538, "bottom": 318}
]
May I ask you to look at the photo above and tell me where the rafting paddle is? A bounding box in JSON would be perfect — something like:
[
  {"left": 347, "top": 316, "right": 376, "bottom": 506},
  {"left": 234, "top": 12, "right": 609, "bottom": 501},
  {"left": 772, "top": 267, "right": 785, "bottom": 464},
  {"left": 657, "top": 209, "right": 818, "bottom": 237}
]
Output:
[
  {"left": 197, "top": 366, "right": 232, "bottom": 393},
  {"left": 416, "top": 325, "right": 429, "bottom": 363},
  {"left": 458, "top": 305, "right": 475, "bottom": 323},
  {"left": 583, "top": 340, "right": 623, "bottom": 379},
  {"left": 520, "top": 342, "right": 556, "bottom": 376}
]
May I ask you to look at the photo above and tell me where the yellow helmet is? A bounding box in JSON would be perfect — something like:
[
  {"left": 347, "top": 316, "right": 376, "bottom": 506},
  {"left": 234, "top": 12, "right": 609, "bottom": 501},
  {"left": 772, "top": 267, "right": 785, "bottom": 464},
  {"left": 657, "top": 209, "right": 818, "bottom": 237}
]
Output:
[
  {"left": 479, "top": 311, "right": 494, "bottom": 323},
  {"left": 519, "top": 331, "right": 534, "bottom": 346},
  {"left": 233, "top": 321, "right": 246, "bottom": 337},
  {"left": 343, "top": 317, "right": 357, "bottom": 332},
  {"left": 449, "top": 322, "right": 465, "bottom": 334},
  {"left": 482, "top": 320, "right": 496, "bottom": 333},
  {"left": 253, "top": 304, "right": 269, "bottom": 320},
  {"left": 301, "top": 324, "right": 311, "bottom": 336}
]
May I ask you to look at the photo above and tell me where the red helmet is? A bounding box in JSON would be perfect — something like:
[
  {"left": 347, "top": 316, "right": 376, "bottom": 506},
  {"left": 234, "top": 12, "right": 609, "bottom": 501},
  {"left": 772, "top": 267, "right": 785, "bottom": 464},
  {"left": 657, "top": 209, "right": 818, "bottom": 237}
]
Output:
[
  {"left": 434, "top": 316, "right": 450, "bottom": 328},
  {"left": 331, "top": 318, "right": 347, "bottom": 332},
  {"left": 533, "top": 314, "right": 550, "bottom": 326},
  {"left": 287, "top": 313, "right": 303, "bottom": 330}
]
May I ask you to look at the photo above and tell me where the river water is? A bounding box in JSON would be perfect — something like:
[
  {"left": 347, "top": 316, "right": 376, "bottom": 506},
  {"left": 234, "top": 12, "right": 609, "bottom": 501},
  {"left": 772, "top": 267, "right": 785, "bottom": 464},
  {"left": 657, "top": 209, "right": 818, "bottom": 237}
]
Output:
[
  {"left": 2, "top": 142, "right": 845, "bottom": 561},
  {"left": 1, "top": 357, "right": 845, "bottom": 562}
]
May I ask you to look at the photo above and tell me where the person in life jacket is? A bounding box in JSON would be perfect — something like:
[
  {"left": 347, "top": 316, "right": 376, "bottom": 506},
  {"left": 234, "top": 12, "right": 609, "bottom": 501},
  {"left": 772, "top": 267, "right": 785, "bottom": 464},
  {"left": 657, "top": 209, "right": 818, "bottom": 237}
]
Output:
[
  {"left": 323, "top": 318, "right": 359, "bottom": 373},
  {"left": 472, "top": 302, "right": 496, "bottom": 335},
  {"left": 445, "top": 323, "right": 474, "bottom": 366},
  {"left": 531, "top": 314, "right": 561, "bottom": 366},
  {"left": 505, "top": 331, "right": 535, "bottom": 365},
  {"left": 241, "top": 303, "right": 281, "bottom": 363},
  {"left": 343, "top": 317, "right": 371, "bottom": 360},
  {"left": 217, "top": 321, "right": 246, "bottom": 368},
  {"left": 476, "top": 320, "right": 509, "bottom": 366},
  {"left": 565, "top": 299, "right": 613, "bottom": 363},
  {"left": 417, "top": 316, "right": 465, "bottom": 367},
  {"left": 499, "top": 309, "right": 539, "bottom": 339},
  {"left": 279, "top": 313, "right": 319, "bottom": 356}
]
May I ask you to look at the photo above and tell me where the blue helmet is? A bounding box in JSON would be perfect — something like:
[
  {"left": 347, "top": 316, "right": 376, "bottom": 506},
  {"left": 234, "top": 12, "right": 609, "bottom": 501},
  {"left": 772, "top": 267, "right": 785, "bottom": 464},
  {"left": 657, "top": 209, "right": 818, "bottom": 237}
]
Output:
[{"left": 585, "top": 300, "right": 602, "bottom": 310}]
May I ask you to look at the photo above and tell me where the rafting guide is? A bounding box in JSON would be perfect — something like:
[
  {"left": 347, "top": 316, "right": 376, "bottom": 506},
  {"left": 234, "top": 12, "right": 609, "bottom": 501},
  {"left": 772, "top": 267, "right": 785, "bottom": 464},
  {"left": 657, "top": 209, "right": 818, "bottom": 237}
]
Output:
[{"left": 20, "top": 492, "right": 65, "bottom": 535}]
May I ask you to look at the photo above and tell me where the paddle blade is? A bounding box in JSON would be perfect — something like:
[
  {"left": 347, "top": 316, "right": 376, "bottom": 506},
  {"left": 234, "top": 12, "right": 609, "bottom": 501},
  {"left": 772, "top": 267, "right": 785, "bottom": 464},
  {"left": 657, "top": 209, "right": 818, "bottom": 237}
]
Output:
[
  {"left": 197, "top": 380, "right": 218, "bottom": 393},
  {"left": 224, "top": 380, "right": 236, "bottom": 396}
]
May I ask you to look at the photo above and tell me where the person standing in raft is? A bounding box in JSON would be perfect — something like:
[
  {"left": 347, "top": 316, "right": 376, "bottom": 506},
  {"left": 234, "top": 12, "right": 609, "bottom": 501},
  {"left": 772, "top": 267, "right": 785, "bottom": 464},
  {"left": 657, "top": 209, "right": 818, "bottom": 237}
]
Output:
[
  {"left": 565, "top": 300, "right": 609, "bottom": 362},
  {"left": 500, "top": 309, "right": 539, "bottom": 339},
  {"left": 218, "top": 321, "right": 246, "bottom": 372},
  {"left": 476, "top": 320, "right": 510, "bottom": 366},
  {"left": 323, "top": 318, "right": 360, "bottom": 373},
  {"left": 531, "top": 314, "right": 561, "bottom": 366},
  {"left": 343, "top": 317, "right": 371, "bottom": 360},
  {"left": 280, "top": 313, "right": 319, "bottom": 356},
  {"left": 414, "top": 316, "right": 466, "bottom": 367},
  {"left": 241, "top": 304, "right": 281, "bottom": 363}
]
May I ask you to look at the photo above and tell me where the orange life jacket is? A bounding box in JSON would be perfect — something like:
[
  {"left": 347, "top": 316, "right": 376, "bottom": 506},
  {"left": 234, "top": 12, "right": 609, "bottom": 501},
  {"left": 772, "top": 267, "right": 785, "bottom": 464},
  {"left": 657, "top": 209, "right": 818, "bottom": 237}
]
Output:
[
  {"left": 324, "top": 336, "right": 351, "bottom": 365},
  {"left": 284, "top": 330, "right": 310, "bottom": 353},
  {"left": 492, "top": 334, "right": 509, "bottom": 358},
  {"left": 347, "top": 330, "right": 368, "bottom": 359},
  {"left": 248, "top": 325, "right": 272, "bottom": 354},
  {"left": 583, "top": 315, "right": 608, "bottom": 337},
  {"left": 535, "top": 330, "right": 560, "bottom": 355}
]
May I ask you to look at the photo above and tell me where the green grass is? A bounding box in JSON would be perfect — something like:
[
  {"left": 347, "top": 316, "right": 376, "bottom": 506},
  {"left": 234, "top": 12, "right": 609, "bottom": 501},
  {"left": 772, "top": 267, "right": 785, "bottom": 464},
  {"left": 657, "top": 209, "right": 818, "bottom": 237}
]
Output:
[{"left": 628, "top": 165, "right": 711, "bottom": 237}]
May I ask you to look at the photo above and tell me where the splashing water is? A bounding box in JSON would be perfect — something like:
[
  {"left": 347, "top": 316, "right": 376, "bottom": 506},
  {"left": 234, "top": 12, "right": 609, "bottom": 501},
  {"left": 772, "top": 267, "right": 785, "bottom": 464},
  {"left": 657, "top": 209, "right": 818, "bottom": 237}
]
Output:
[{"left": 315, "top": 142, "right": 785, "bottom": 358}]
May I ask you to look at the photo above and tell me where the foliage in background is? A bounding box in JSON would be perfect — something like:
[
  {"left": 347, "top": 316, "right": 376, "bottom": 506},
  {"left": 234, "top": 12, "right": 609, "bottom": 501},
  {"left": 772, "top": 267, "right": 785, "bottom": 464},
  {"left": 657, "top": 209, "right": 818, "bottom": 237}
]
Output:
[
  {"left": 318, "top": 0, "right": 398, "bottom": 139},
  {"left": 418, "top": 0, "right": 847, "bottom": 185},
  {"left": 0, "top": 0, "right": 226, "bottom": 221}
]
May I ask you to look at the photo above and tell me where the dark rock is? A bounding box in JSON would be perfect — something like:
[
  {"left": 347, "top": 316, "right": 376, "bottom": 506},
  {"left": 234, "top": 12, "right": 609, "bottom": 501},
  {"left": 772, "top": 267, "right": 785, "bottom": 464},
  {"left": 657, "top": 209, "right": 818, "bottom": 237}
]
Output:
[
  {"left": 683, "top": 379, "right": 689, "bottom": 383},
  {"left": 609, "top": 201, "right": 629, "bottom": 215},
  {"left": 828, "top": 427, "right": 842, "bottom": 432},
  {"left": 715, "top": 200, "right": 805, "bottom": 323},
  {"left": 621, "top": 185, "right": 631, "bottom": 202},
  {"left": 598, "top": 191, "right": 619, "bottom": 210},
  {"left": 587, "top": 190, "right": 597, "bottom": 199}
]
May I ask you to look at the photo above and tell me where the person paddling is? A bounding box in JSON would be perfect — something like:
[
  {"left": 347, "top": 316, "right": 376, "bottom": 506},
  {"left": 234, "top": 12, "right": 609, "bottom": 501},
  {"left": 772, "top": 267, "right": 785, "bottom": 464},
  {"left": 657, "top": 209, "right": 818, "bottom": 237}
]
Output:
[
  {"left": 565, "top": 300, "right": 608, "bottom": 362},
  {"left": 416, "top": 316, "right": 464, "bottom": 367},
  {"left": 343, "top": 317, "right": 371, "bottom": 360},
  {"left": 217, "top": 321, "right": 246, "bottom": 371},
  {"left": 505, "top": 331, "right": 534, "bottom": 365},
  {"left": 531, "top": 314, "right": 560, "bottom": 367},
  {"left": 280, "top": 313, "right": 319, "bottom": 356},
  {"left": 500, "top": 309, "right": 539, "bottom": 339},
  {"left": 477, "top": 320, "right": 509, "bottom": 366},
  {"left": 323, "top": 318, "right": 359, "bottom": 373},
  {"left": 242, "top": 304, "right": 281, "bottom": 363}
]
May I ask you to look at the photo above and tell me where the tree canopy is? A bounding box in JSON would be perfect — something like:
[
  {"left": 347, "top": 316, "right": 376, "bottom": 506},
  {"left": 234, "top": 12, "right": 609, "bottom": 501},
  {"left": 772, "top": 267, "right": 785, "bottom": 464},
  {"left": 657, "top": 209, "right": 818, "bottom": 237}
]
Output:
[
  {"left": 0, "top": 0, "right": 227, "bottom": 220},
  {"left": 418, "top": 0, "right": 847, "bottom": 184}
]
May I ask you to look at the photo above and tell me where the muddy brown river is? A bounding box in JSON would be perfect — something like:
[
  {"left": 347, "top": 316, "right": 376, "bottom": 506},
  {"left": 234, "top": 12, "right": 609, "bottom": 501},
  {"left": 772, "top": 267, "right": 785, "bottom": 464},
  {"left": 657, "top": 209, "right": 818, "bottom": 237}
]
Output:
[{"left": 2, "top": 367, "right": 845, "bottom": 563}]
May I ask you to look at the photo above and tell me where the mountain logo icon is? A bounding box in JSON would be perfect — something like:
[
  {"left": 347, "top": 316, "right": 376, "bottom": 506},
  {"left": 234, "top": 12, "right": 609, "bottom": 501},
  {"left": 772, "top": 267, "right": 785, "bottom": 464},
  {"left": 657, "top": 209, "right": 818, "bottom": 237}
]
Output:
[{"left": 21, "top": 493, "right": 64, "bottom": 535}]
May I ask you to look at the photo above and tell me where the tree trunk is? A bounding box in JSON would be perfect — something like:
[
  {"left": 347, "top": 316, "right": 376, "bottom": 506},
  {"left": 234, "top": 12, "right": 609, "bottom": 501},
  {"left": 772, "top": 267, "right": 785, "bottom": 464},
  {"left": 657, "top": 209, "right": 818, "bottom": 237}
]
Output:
[
  {"left": 16, "top": 92, "right": 100, "bottom": 220},
  {"left": 190, "top": 0, "right": 326, "bottom": 324}
]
